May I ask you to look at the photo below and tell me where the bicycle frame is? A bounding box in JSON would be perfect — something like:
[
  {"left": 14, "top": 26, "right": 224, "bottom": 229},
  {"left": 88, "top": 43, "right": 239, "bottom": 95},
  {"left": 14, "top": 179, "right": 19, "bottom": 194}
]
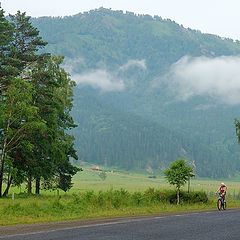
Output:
[{"left": 217, "top": 193, "right": 226, "bottom": 210}]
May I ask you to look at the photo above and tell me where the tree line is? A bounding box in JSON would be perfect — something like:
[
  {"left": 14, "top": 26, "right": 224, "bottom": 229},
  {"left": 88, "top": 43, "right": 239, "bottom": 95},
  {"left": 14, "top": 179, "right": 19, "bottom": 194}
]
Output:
[{"left": 0, "top": 8, "right": 79, "bottom": 197}]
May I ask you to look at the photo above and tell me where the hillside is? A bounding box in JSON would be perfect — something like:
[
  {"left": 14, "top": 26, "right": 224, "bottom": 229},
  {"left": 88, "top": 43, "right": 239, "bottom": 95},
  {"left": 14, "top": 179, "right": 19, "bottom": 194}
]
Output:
[{"left": 32, "top": 8, "right": 240, "bottom": 178}]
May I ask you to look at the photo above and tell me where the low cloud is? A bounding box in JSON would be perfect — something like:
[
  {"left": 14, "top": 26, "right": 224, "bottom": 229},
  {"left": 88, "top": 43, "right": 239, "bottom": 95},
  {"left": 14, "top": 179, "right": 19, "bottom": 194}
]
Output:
[
  {"left": 63, "top": 57, "right": 85, "bottom": 73},
  {"left": 165, "top": 56, "right": 240, "bottom": 105},
  {"left": 119, "top": 59, "right": 146, "bottom": 71},
  {"left": 64, "top": 58, "right": 146, "bottom": 92},
  {"left": 72, "top": 69, "right": 124, "bottom": 92}
]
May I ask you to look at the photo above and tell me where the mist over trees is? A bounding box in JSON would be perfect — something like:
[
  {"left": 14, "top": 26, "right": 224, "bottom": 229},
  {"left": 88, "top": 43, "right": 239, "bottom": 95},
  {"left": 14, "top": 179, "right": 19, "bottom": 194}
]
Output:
[
  {"left": 29, "top": 8, "right": 240, "bottom": 178},
  {"left": 2, "top": 8, "right": 240, "bottom": 179},
  {"left": 0, "top": 8, "right": 79, "bottom": 197}
]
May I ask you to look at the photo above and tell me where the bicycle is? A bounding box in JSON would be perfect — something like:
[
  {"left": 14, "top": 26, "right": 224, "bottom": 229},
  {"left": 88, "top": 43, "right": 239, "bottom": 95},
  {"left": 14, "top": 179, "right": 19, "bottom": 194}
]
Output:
[{"left": 217, "top": 193, "right": 226, "bottom": 211}]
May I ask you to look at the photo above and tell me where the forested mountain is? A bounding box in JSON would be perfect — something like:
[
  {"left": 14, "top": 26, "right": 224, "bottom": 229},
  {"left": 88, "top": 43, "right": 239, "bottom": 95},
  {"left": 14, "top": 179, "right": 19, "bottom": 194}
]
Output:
[{"left": 32, "top": 8, "right": 240, "bottom": 178}]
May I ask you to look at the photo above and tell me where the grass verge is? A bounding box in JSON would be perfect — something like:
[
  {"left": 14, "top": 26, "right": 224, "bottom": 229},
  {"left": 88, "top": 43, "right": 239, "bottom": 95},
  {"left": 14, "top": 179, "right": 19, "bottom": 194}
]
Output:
[{"left": 0, "top": 189, "right": 239, "bottom": 226}]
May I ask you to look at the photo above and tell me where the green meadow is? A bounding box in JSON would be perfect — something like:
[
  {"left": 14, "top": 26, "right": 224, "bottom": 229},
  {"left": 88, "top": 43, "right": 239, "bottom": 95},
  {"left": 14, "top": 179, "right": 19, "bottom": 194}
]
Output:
[
  {"left": 72, "top": 168, "right": 240, "bottom": 194},
  {"left": 0, "top": 167, "right": 240, "bottom": 226}
]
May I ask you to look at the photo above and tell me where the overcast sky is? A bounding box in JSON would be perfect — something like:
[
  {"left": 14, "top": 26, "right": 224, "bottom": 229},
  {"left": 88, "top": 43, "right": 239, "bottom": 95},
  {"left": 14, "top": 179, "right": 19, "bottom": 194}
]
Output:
[{"left": 1, "top": 0, "right": 240, "bottom": 40}]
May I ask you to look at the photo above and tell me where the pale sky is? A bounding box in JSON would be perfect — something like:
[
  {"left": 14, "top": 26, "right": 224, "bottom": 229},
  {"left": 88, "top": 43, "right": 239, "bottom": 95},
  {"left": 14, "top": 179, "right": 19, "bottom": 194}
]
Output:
[{"left": 1, "top": 0, "right": 240, "bottom": 40}]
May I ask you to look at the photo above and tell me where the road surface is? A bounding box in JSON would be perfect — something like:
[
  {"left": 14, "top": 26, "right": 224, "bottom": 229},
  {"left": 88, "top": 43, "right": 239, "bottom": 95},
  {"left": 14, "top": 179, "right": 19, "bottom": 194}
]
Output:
[{"left": 0, "top": 210, "right": 239, "bottom": 240}]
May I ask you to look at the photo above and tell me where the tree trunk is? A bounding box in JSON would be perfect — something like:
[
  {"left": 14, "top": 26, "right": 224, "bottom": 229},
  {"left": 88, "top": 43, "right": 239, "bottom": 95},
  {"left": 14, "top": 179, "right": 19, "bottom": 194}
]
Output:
[
  {"left": 188, "top": 178, "right": 190, "bottom": 193},
  {"left": 0, "top": 114, "right": 12, "bottom": 198},
  {"left": 0, "top": 138, "right": 7, "bottom": 198},
  {"left": 177, "top": 188, "right": 180, "bottom": 205},
  {"left": 3, "top": 175, "right": 13, "bottom": 197},
  {"left": 27, "top": 175, "right": 32, "bottom": 194},
  {"left": 0, "top": 154, "right": 6, "bottom": 198},
  {"left": 35, "top": 178, "right": 40, "bottom": 194},
  {"left": 0, "top": 165, "right": 4, "bottom": 197},
  {"left": 0, "top": 171, "right": 3, "bottom": 198}
]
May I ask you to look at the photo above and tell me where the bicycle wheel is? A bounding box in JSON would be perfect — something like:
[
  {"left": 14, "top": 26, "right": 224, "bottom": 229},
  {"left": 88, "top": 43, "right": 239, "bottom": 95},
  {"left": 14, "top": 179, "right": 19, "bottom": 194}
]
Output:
[
  {"left": 217, "top": 199, "right": 222, "bottom": 210},
  {"left": 223, "top": 201, "right": 226, "bottom": 210}
]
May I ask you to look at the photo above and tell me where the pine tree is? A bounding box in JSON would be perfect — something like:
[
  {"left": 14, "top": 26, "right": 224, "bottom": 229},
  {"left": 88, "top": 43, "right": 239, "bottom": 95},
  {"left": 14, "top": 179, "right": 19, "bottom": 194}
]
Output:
[
  {"left": 0, "top": 7, "right": 14, "bottom": 94},
  {"left": 8, "top": 11, "right": 47, "bottom": 73}
]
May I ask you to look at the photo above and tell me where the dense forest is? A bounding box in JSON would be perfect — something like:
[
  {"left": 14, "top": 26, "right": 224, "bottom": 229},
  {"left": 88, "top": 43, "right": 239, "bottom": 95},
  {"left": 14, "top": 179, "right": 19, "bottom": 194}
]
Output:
[{"left": 31, "top": 8, "right": 240, "bottom": 178}]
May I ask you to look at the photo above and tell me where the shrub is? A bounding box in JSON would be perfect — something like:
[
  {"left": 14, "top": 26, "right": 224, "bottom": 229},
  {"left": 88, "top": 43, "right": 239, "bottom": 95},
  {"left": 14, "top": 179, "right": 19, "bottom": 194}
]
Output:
[
  {"left": 178, "top": 191, "right": 208, "bottom": 204},
  {"left": 47, "top": 189, "right": 209, "bottom": 213},
  {"left": 112, "top": 189, "right": 130, "bottom": 209},
  {"left": 144, "top": 188, "right": 162, "bottom": 203},
  {"left": 150, "top": 190, "right": 209, "bottom": 204},
  {"left": 52, "top": 197, "right": 64, "bottom": 209},
  {"left": 131, "top": 192, "right": 144, "bottom": 206},
  {"left": 165, "top": 190, "right": 178, "bottom": 204}
]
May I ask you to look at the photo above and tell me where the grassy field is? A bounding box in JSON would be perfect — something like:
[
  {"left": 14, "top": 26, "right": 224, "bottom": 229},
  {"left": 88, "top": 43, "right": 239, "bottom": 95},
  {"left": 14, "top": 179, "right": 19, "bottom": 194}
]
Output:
[
  {"left": 0, "top": 166, "right": 240, "bottom": 226},
  {"left": 7, "top": 163, "right": 240, "bottom": 195},
  {"left": 72, "top": 168, "right": 240, "bottom": 194}
]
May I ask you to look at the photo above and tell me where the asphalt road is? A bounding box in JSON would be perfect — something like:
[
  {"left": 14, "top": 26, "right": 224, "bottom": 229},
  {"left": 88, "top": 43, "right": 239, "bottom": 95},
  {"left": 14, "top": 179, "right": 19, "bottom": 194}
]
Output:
[{"left": 1, "top": 210, "right": 240, "bottom": 240}]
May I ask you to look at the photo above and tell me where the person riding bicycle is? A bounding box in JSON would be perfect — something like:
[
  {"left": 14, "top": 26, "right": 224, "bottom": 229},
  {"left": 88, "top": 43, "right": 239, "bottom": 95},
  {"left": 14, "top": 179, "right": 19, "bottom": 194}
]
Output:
[{"left": 216, "top": 182, "right": 227, "bottom": 200}]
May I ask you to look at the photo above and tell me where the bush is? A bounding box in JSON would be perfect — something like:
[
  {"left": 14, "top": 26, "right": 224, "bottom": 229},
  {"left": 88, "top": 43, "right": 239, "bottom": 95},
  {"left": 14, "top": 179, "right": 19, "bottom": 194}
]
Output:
[
  {"left": 131, "top": 192, "right": 144, "bottom": 206},
  {"left": 144, "top": 188, "right": 166, "bottom": 204},
  {"left": 110, "top": 189, "right": 130, "bottom": 209},
  {"left": 178, "top": 191, "right": 208, "bottom": 204},
  {"left": 52, "top": 197, "right": 64, "bottom": 209},
  {"left": 165, "top": 190, "right": 178, "bottom": 204},
  {"left": 61, "top": 189, "right": 209, "bottom": 211},
  {"left": 142, "top": 189, "right": 209, "bottom": 204}
]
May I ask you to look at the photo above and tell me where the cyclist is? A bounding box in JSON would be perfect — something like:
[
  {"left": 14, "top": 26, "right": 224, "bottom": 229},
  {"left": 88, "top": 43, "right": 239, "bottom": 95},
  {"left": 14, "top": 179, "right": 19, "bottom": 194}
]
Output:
[{"left": 216, "top": 182, "right": 227, "bottom": 200}]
